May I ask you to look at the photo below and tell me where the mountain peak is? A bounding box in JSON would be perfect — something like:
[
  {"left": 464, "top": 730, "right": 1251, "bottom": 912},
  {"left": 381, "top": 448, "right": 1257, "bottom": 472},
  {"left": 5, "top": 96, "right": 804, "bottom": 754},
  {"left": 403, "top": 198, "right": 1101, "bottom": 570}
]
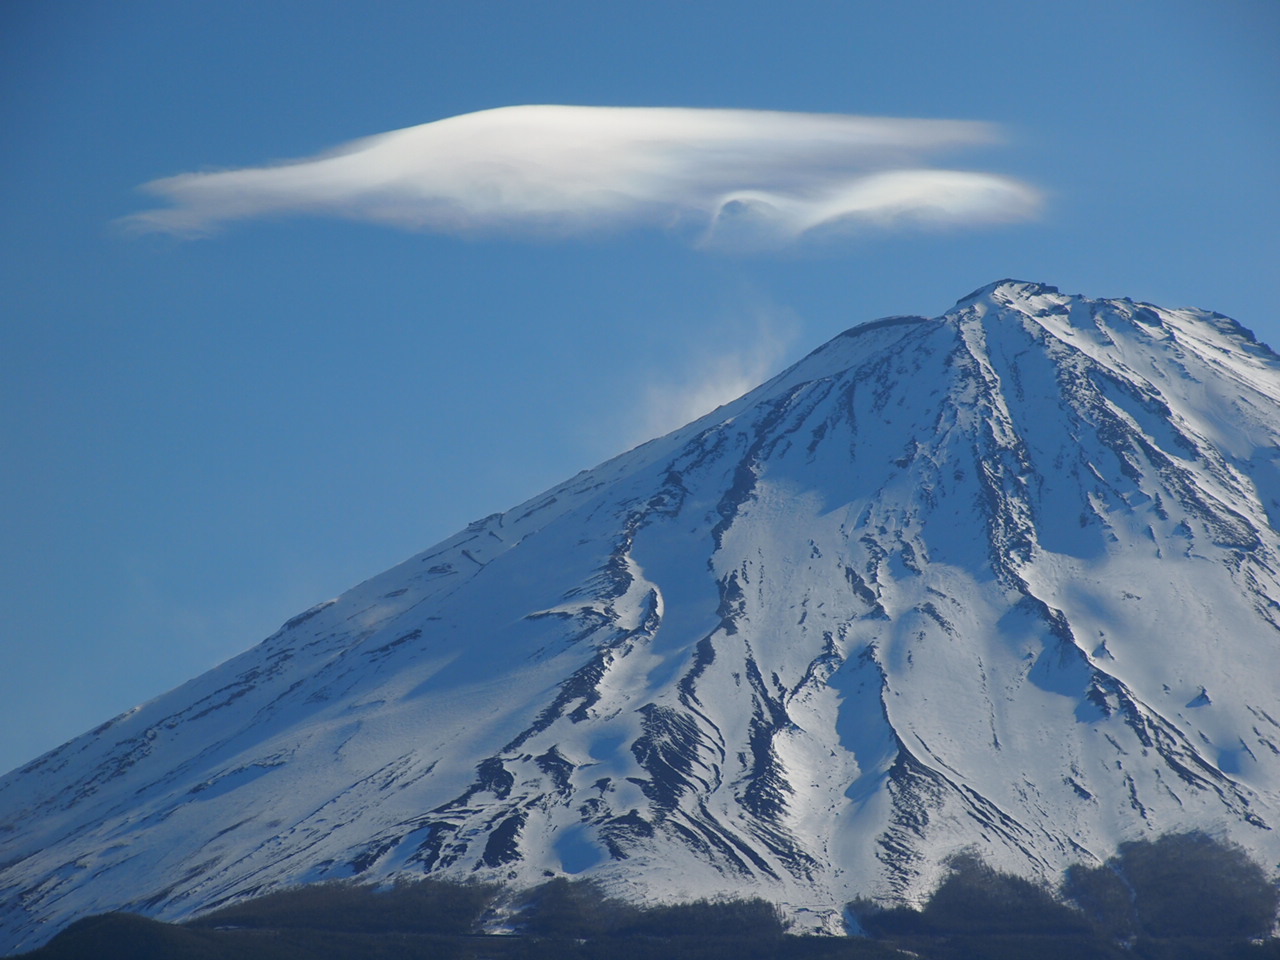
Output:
[
  {"left": 954, "top": 277, "right": 1061, "bottom": 308},
  {"left": 4, "top": 282, "right": 1280, "bottom": 950}
]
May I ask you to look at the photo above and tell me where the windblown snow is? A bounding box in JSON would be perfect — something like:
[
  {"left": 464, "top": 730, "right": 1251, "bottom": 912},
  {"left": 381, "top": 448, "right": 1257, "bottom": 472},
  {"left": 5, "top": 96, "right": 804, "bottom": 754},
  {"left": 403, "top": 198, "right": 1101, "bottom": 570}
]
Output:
[{"left": 3, "top": 280, "right": 1280, "bottom": 950}]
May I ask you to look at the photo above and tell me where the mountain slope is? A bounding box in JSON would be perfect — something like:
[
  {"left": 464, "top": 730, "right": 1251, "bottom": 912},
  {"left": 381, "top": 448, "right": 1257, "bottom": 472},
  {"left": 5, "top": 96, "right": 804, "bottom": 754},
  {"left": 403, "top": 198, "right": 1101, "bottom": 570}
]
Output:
[{"left": 3, "top": 280, "right": 1280, "bottom": 951}]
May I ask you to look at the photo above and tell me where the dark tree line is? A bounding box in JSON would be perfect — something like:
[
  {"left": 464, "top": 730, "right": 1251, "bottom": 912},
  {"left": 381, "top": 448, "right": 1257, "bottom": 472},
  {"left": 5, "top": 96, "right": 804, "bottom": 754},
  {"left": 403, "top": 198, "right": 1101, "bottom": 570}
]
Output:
[
  {"left": 1062, "top": 831, "right": 1279, "bottom": 940},
  {"left": 849, "top": 831, "right": 1280, "bottom": 959},
  {"left": 16, "top": 831, "right": 1280, "bottom": 960},
  {"left": 851, "top": 852, "right": 1095, "bottom": 938},
  {"left": 516, "top": 876, "right": 786, "bottom": 939},
  {"left": 185, "top": 873, "right": 786, "bottom": 942},
  {"left": 187, "top": 877, "right": 499, "bottom": 936}
]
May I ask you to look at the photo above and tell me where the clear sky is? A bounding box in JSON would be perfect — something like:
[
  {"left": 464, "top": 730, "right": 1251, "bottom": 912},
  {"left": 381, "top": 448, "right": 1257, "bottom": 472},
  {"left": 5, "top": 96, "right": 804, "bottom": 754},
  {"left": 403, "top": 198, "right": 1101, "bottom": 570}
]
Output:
[{"left": 2, "top": 0, "right": 1277, "bottom": 776}]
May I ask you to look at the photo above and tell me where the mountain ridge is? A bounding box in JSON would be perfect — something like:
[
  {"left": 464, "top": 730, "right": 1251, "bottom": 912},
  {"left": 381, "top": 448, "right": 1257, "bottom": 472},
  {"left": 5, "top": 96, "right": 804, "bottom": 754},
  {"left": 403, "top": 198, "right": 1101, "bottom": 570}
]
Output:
[{"left": 4, "top": 280, "right": 1280, "bottom": 951}]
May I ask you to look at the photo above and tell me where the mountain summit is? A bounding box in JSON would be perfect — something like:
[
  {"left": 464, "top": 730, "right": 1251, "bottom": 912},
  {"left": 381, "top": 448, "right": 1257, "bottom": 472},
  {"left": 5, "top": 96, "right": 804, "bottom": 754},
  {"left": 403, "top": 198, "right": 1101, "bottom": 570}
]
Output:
[{"left": 4, "top": 281, "right": 1280, "bottom": 949}]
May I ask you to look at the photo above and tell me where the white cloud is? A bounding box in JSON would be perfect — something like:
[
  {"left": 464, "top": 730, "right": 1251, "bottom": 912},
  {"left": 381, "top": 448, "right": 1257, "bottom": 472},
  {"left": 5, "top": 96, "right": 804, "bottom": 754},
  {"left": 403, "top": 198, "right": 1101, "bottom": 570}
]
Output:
[{"left": 126, "top": 105, "right": 1041, "bottom": 245}]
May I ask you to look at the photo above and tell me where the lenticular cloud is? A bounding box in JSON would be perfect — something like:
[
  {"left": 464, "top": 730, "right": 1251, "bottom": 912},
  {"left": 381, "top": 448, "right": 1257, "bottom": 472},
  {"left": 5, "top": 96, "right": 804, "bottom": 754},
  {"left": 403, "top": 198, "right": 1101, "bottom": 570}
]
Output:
[{"left": 126, "top": 105, "right": 1040, "bottom": 245}]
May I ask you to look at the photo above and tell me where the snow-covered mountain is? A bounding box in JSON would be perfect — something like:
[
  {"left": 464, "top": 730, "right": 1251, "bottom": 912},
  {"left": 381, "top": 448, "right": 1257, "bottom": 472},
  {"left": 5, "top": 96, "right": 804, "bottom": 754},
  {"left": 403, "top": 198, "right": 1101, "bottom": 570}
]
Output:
[{"left": 4, "top": 280, "right": 1280, "bottom": 951}]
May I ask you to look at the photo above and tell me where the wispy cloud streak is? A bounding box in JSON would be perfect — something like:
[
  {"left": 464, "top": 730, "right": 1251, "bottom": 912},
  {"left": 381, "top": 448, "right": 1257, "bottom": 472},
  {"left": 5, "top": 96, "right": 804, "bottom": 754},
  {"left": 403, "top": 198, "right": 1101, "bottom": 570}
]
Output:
[
  {"left": 127, "top": 105, "right": 1040, "bottom": 245},
  {"left": 634, "top": 302, "right": 799, "bottom": 442}
]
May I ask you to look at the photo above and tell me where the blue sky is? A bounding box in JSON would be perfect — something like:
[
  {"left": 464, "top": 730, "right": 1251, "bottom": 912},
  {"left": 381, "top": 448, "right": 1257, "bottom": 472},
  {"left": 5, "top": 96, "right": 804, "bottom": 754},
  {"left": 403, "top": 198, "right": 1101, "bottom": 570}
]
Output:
[{"left": 2, "top": 0, "right": 1277, "bottom": 775}]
